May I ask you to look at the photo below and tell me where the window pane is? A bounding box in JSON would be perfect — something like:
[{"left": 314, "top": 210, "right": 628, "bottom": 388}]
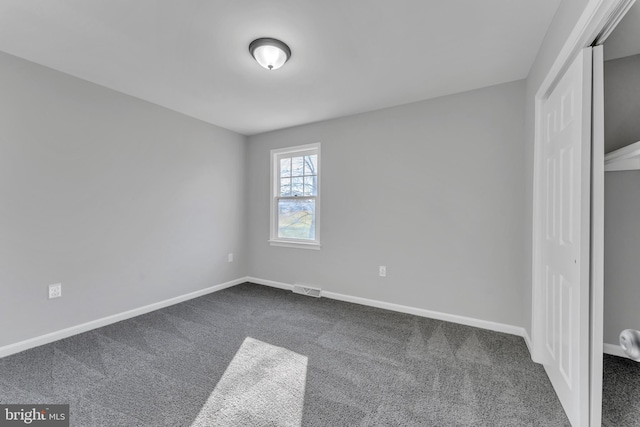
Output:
[
  {"left": 280, "top": 158, "right": 291, "bottom": 178},
  {"left": 278, "top": 198, "right": 315, "bottom": 240},
  {"left": 292, "top": 156, "right": 304, "bottom": 177},
  {"left": 303, "top": 176, "right": 317, "bottom": 196},
  {"left": 304, "top": 155, "right": 317, "bottom": 176},
  {"left": 292, "top": 177, "right": 304, "bottom": 196},
  {"left": 280, "top": 178, "right": 291, "bottom": 196}
]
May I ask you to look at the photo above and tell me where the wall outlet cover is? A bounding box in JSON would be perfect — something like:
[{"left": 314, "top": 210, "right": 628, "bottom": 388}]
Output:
[{"left": 48, "top": 283, "right": 62, "bottom": 299}]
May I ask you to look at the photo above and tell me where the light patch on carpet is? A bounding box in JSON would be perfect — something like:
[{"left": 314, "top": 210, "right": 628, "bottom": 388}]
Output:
[{"left": 191, "top": 337, "right": 308, "bottom": 427}]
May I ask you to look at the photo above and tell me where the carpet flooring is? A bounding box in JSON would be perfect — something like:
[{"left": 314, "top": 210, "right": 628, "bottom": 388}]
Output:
[
  {"left": 191, "top": 337, "right": 308, "bottom": 426},
  {"left": 602, "top": 353, "right": 640, "bottom": 427},
  {"left": 0, "top": 282, "right": 570, "bottom": 426}
]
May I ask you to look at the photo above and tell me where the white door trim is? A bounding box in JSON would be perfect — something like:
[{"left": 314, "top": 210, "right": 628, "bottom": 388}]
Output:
[
  {"left": 532, "top": 0, "right": 630, "bottom": 104},
  {"left": 589, "top": 43, "right": 605, "bottom": 427}
]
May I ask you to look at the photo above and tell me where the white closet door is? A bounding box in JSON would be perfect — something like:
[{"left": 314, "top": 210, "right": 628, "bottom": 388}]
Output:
[{"left": 538, "top": 47, "right": 592, "bottom": 427}]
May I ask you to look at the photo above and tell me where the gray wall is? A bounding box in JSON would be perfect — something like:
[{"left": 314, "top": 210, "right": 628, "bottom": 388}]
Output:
[
  {"left": 604, "top": 54, "right": 640, "bottom": 153},
  {"left": 523, "top": 0, "right": 592, "bottom": 337},
  {"left": 602, "top": 54, "right": 640, "bottom": 345},
  {"left": 0, "top": 51, "right": 247, "bottom": 347},
  {"left": 247, "top": 80, "right": 526, "bottom": 327}
]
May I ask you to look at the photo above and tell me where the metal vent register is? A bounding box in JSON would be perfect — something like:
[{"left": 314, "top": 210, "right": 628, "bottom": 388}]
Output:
[{"left": 292, "top": 284, "right": 321, "bottom": 298}]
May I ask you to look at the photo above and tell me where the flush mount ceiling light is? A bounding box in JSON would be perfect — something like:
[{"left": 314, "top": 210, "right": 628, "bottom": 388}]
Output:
[{"left": 249, "top": 38, "right": 291, "bottom": 70}]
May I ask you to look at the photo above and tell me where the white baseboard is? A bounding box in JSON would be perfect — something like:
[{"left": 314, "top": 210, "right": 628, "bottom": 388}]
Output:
[
  {"left": 247, "top": 277, "right": 527, "bottom": 339},
  {"left": 0, "top": 276, "right": 541, "bottom": 360},
  {"left": 522, "top": 330, "right": 534, "bottom": 356},
  {"left": 604, "top": 342, "right": 627, "bottom": 358},
  {"left": 0, "top": 277, "right": 248, "bottom": 359},
  {"left": 247, "top": 277, "right": 294, "bottom": 291}
]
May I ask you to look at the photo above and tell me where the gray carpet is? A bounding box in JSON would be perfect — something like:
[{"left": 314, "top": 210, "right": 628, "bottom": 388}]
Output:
[
  {"left": 0, "top": 282, "right": 570, "bottom": 426},
  {"left": 602, "top": 353, "right": 640, "bottom": 427},
  {"left": 191, "top": 337, "right": 307, "bottom": 426}
]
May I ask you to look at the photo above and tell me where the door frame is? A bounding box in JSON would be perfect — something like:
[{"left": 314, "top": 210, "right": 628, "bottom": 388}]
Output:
[
  {"left": 531, "top": 0, "right": 635, "bottom": 426},
  {"left": 590, "top": 43, "right": 605, "bottom": 427}
]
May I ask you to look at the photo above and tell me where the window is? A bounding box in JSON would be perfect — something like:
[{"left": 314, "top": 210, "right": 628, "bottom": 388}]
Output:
[{"left": 270, "top": 143, "right": 320, "bottom": 249}]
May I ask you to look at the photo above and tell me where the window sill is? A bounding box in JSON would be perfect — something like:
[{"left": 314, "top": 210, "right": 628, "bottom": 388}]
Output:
[{"left": 269, "top": 240, "right": 321, "bottom": 250}]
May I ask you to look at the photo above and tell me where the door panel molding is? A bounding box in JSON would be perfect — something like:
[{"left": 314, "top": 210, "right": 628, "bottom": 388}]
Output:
[{"left": 533, "top": 48, "right": 592, "bottom": 426}]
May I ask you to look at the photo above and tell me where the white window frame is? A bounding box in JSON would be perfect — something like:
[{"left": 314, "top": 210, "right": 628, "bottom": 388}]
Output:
[{"left": 269, "top": 143, "right": 321, "bottom": 250}]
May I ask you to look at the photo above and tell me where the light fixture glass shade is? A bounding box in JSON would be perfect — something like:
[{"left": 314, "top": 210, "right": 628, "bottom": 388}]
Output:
[{"left": 249, "top": 38, "right": 291, "bottom": 70}]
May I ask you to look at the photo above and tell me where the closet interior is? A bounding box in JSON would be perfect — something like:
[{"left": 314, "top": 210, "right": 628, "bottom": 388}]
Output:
[{"left": 601, "top": 4, "right": 640, "bottom": 425}]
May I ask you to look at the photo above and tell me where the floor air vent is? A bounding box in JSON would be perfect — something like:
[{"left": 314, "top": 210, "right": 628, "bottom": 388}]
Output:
[{"left": 292, "top": 284, "right": 321, "bottom": 298}]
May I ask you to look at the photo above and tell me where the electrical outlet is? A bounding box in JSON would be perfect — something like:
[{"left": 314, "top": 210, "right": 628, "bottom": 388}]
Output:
[
  {"left": 228, "top": 253, "right": 234, "bottom": 263},
  {"left": 48, "top": 283, "right": 62, "bottom": 299},
  {"left": 379, "top": 266, "right": 386, "bottom": 277}
]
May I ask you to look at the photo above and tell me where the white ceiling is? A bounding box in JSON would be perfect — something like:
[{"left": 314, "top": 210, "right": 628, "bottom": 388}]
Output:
[
  {"left": 0, "top": 0, "right": 562, "bottom": 135},
  {"left": 604, "top": 1, "right": 640, "bottom": 61}
]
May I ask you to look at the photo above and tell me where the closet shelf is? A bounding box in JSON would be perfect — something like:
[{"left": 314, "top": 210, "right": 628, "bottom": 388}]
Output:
[{"left": 605, "top": 140, "right": 640, "bottom": 172}]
